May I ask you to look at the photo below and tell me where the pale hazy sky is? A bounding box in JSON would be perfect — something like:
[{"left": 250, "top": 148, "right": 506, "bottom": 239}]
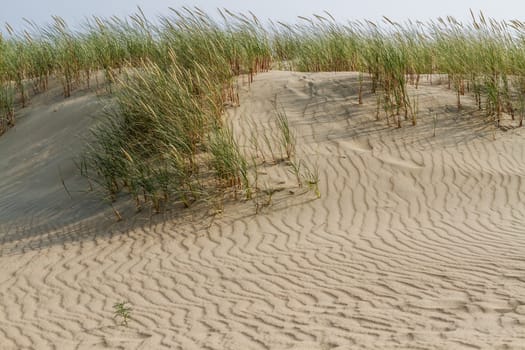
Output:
[{"left": 2, "top": 0, "right": 525, "bottom": 33}]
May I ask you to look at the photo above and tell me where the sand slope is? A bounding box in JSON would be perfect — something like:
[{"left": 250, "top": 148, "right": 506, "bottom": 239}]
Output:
[
  {"left": 0, "top": 86, "right": 112, "bottom": 251},
  {"left": 1, "top": 71, "right": 525, "bottom": 349}
]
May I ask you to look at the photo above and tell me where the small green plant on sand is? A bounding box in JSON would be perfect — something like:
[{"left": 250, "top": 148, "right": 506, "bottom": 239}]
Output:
[
  {"left": 303, "top": 162, "right": 321, "bottom": 198},
  {"left": 288, "top": 159, "right": 321, "bottom": 198},
  {"left": 113, "top": 301, "right": 132, "bottom": 326}
]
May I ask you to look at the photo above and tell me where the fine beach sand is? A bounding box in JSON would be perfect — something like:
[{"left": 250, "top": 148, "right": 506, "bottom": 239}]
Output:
[{"left": 1, "top": 71, "right": 525, "bottom": 349}]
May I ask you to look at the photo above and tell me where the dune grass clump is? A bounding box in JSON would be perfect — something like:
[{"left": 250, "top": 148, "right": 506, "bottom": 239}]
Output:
[
  {"left": 1, "top": 32, "right": 30, "bottom": 108},
  {"left": 81, "top": 60, "right": 218, "bottom": 211},
  {"left": 273, "top": 14, "right": 362, "bottom": 73},
  {"left": 208, "top": 125, "right": 249, "bottom": 195},
  {"left": 78, "top": 9, "right": 277, "bottom": 214},
  {"left": 44, "top": 17, "right": 86, "bottom": 98},
  {"left": 157, "top": 7, "right": 272, "bottom": 104},
  {"left": 0, "top": 10, "right": 166, "bottom": 116},
  {"left": 81, "top": 59, "right": 254, "bottom": 213}
]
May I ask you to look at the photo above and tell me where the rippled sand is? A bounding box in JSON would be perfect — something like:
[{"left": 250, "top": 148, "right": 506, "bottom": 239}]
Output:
[{"left": 1, "top": 71, "right": 524, "bottom": 349}]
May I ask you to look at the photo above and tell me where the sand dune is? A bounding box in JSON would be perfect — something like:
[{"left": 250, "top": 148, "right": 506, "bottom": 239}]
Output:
[{"left": 1, "top": 71, "right": 525, "bottom": 349}]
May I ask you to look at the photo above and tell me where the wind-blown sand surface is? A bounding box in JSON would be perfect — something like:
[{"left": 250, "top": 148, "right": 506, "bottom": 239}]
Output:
[{"left": 1, "top": 71, "right": 525, "bottom": 349}]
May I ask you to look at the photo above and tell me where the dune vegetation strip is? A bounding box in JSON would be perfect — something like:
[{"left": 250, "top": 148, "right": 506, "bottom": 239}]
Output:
[{"left": 2, "top": 8, "right": 525, "bottom": 213}]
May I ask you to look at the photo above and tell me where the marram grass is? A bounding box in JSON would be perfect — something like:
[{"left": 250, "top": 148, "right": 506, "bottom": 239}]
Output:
[{"left": 3, "top": 8, "right": 525, "bottom": 213}]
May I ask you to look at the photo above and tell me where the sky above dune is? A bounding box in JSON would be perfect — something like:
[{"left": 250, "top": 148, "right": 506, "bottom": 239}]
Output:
[{"left": 1, "top": 0, "right": 525, "bottom": 33}]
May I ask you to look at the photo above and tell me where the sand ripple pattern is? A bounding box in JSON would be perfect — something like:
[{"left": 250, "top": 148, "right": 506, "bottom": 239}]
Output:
[{"left": 1, "top": 72, "right": 525, "bottom": 349}]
